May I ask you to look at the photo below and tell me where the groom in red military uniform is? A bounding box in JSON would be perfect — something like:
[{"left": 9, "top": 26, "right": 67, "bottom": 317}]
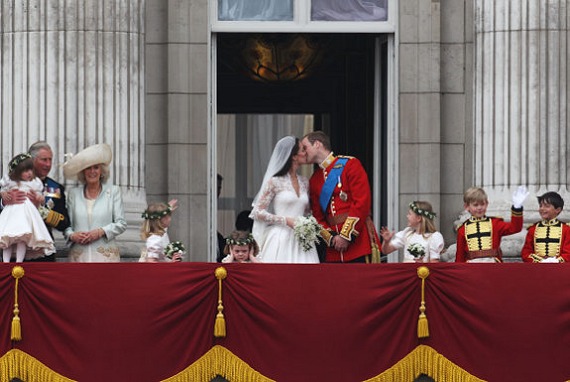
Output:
[{"left": 301, "top": 131, "right": 376, "bottom": 263}]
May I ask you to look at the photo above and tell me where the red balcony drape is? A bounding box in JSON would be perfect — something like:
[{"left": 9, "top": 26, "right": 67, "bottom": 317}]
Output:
[{"left": 0, "top": 263, "right": 569, "bottom": 382}]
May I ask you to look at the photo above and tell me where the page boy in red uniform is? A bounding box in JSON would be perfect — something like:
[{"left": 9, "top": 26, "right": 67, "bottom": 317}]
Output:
[
  {"left": 456, "top": 186, "right": 528, "bottom": 262},
  {"left": 521, "top": 191, "right": 570, "bottom": 263}
]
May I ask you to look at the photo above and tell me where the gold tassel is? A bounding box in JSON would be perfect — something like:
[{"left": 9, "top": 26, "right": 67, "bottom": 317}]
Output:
[
  {"left": 214, "top": 267, "right": 227, "bottom": 338},
  {"left": 417, "top": 266, "right": 430, "bottom": 339},
  {"left": 365, "top": 216, "right": 382, "bottom": 263},
  {"left": 11, "top": 266, "right": 25, "bottom": 341}
]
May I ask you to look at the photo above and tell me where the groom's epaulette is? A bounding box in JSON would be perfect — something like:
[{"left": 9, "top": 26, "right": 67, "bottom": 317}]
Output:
[{"left": 338, "top": 155, "right": 354, "bottom": 159}]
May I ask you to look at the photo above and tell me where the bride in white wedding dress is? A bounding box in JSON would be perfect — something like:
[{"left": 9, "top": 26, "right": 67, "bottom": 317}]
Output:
[{"left": 250, "top": 136, "right": 320, "bottom": 263}]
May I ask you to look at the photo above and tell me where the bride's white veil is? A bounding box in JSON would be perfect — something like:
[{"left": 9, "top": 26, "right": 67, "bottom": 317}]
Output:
[{"left": 250, "top": 136, "right": 297, "bottom": 249}]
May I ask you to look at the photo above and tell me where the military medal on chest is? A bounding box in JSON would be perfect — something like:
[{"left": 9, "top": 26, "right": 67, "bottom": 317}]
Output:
[{"left": 337, "top": 176, "right": 348, "bottom": 201}]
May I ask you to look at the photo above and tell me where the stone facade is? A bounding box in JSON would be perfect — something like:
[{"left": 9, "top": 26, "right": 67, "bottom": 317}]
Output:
[
  {"left": 145, "top": 0, "right": 211, "bottom": 261},
  {"left": 2, "top": 1, "right": 568, "bottom": 261},
  {"left": 0, "top": 0, "right": 146, "bottom": 260}
]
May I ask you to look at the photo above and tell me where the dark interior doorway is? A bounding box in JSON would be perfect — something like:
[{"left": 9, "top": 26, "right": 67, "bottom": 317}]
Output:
[{"left": 216, "top": 32, "right": 388, "bottom": 224}]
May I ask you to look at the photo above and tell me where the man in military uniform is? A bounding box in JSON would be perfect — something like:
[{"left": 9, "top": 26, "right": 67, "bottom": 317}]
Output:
[
  {"left": 0, "top": 141, "right": 70, "bottom": 261},
  {"left": 301, "top": 131, "right": 376, "bottom": 263},
  {"left": 455, "top": 186, "right": 528, "bottom": 262},
  {"left": 521, "top": 191, "right": 570, "bottom": 263}
]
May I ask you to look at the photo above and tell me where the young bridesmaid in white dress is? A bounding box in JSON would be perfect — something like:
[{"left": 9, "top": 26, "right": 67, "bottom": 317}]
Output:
[
  {"left": 380, "top": 201, "right": 444, "bottom": 263},
  {"left": 139, "top": 199, "right": 183, "bottom": 263},
  {"left": 221, "top": 230, "right": 260, "bottom": 263},
  {"left": 0, "top": 153, "right": 55, "bottom": 262}
]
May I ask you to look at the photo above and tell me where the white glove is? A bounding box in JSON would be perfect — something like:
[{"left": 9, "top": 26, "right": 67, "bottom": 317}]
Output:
[
  {"left": 511, "top": 186, "right": 529, "bottom": 209},
  {"left": 540, "top": 256, "right": 559, "bottom": 263}
]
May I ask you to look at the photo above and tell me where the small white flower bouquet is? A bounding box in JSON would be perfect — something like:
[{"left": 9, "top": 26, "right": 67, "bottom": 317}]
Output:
[
  {"left": 165, "top": 241, "right": 186, "bottom": 260},
  {"left": 407, "top": 243, "right": 426, "bottom": 259},
  {"left": 38, "top": 206, "right": 50, "bottom": 220},
  {"left": 294, "top": 216, "right": 323, "bottom": 252}
]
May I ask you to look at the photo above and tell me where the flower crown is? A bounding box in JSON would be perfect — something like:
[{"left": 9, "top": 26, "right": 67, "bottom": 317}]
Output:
[
  {"left": 409, "top": 202, "right": 436, "bottom": 220},
  {"left": 226, "top": 233, "right": 255, "bottom": 246},
  {"left": 9, "top": 153, "right": 32, "bottom": 174},
  {"left": 141, "top": 204, "right": 172, "bottom": 220}
]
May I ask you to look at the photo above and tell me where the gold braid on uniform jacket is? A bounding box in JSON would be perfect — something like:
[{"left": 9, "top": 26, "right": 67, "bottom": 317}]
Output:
[{"left": 409, "top": 202, "right": 436, "bottom": 220}]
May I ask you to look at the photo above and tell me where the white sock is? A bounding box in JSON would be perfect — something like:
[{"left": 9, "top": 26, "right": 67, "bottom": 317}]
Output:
[
  {"left": 3, "top": 247, "right": 12, "bottom": 263},
  {"left": 15, "top": 242, "right": 26, "bottom": 263}
]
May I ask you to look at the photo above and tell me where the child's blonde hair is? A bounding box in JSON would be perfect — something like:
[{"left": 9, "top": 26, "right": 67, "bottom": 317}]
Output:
[
  {"left": 409, "top": 201, "right": 437, "bottom": 235},
  {"left": 140, "top": 202, "right": 172, "bottom": 239},
  {"left": 463, "top": 187, "right": 488, "bottom": 205},
  {"left": 224, "top": 230, "right": 259, "bottom": 256}
]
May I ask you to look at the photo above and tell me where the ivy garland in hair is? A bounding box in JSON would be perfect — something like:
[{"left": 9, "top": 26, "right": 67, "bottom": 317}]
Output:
[
  {"left": 9, "top": 153, "right": 32, "bottom": 173},
  {"left": 226, "top": 233, "right": 255, "bottom": 246},
  {"left": 409, "top": 202, "right": 436, "bottom": 220},
  {"left": 141, "top": 204, "right": 172, "bottom": 220}
]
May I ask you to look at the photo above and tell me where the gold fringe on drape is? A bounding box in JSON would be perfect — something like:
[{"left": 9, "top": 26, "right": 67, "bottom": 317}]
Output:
[
  {"left": 11, "top": 266, "right": 25, "bottom": 341},
  {"left": 0, "top": 349, "right": 76, "bottom": 382},
  {"left": 161, "top": 345, "right": 275, "bottom": 382},
  {"left": 416, "top": 266, "right": 429, "bottom": 339},
  {"left": 363, "top": 345, "right": 486, "bottom": 382},
  {"left": 214, "top": 267, "right": 227, "bottom": 338}
]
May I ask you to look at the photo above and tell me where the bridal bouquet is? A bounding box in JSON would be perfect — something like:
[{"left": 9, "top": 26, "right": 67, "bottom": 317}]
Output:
[
  {"left": 294, "top": 216, "right": 323, "bottom": 252},
  {"left": 407, "top": 243, "right": 426, "bottom": 259},
  {"left": 165, "top": 241, "right": 186, "bottom": 260}
]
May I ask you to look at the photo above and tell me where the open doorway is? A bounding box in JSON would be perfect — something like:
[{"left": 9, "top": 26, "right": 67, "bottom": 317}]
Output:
[{"left": 215, "top": 33, "right": 389, "bottom": 240}]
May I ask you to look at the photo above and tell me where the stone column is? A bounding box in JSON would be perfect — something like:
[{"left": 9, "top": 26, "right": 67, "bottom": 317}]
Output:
[
  {"left": 474, "top": 0, "right": 570, "bottom": 259},
  {"left": 0, "top": 0, "right": 146, "bottom": 259}
]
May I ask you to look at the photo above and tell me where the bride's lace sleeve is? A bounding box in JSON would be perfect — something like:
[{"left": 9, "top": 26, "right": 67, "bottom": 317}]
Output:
[{"left": 250, "top": 178, "right": 286, "bottom": 226}]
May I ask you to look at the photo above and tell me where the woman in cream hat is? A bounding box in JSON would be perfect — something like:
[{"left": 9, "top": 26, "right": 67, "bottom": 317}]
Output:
[{"left": 63, "top": 143, "right": 127, "bottom": 262}]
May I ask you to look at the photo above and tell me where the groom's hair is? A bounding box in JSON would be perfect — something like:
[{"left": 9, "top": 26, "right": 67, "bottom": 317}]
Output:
[{"left": 304, "top": 131, "right": 331, "bottom": 151}]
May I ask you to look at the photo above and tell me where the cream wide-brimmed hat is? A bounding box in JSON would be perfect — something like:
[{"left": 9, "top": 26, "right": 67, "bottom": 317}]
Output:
[{"left": 63, "top": 143, "right": 112, "bottom": 180}]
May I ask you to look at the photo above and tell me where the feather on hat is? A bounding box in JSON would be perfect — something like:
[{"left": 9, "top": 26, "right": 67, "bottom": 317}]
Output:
[{"left": 63, "top": 143, "right": 112, "bottom": 180}]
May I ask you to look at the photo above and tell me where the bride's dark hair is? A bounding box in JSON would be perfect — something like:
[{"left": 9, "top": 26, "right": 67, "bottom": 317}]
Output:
[{"left": 273, "top": 138, "right": 300, "bottom": 177}]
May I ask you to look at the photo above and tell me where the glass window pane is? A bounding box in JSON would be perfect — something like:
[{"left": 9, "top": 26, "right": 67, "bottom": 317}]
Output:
[
  {"left": 218, "top": 0, "right": 293, "bottom": 21},
  {"left": 311, "top": 0, "right": 388, "bottom": 21}
]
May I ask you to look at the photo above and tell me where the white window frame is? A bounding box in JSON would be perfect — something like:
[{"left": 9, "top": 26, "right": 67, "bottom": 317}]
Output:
[
  {"left": 209, "top": 2, "right": 400, "bottom": 261},
  {"left": 210, "top": 0, "right": 397, "bottom": 33}
]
